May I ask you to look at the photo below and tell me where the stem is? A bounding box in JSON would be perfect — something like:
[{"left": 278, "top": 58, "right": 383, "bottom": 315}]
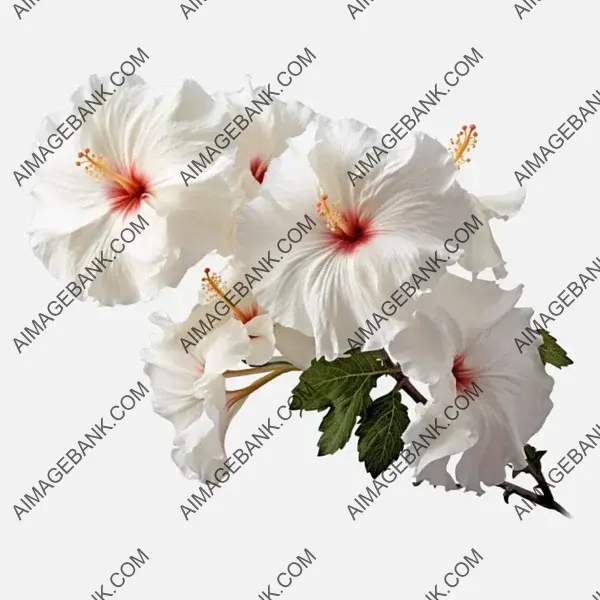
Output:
[
  {"left": 497, "top": 482, "right": 571, "bottom": 518},
  {"left": 398, "top": 377, "right": 428, "bottom": 405},
  {"left": 224, "top": 362, "right": 295, "bottom": 378},
  {"left": 524, "top": 463, "right": 552, "bottom": 500},
  {"left": 380, "top": 352, "right": 429, "bottom": 405},
  {"left": 225, "top": 364, "right": 299, "bottom": 410}
]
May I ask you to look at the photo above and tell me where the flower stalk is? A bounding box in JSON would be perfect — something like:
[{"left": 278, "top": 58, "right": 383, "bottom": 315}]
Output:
[
  {"left": 497, "top": 480, "right": 571, "bottom": 518},
  {"left": 224, "top": 361, "right": 294, "bottom": 378},
  {"left": 380, "top": 351, "right": 429, "bottom": 405},
  {"left": 225, "top": 363, "right": 300, "bottom": 410}
]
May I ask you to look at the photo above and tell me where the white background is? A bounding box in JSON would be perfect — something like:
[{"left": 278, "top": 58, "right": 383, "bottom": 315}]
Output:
[{"left": 2, "top": 0, "right": 600, "bottom": 598}]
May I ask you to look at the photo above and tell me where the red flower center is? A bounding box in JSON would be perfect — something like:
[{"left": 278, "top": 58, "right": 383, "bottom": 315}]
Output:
[
  {"left": 76, "top": 148, "right": 152, "bottom": 218},
  {"left": 107, "top": 164, "right": 152, "bottom": 218},
  {"left": 250, "top": 156, "right": 269, "bottom": 184},
  {"left": 327, "top": 209, "right": 375, "bottom": 255},
  {"left": 452, "top": 352, "right": 477, "bottom": 393},
  {"left": 236, "top": 302, "right": 260, "bottom": 325},
  {"left": 316, "top": 193, "right": 376, "bottom": 255}
]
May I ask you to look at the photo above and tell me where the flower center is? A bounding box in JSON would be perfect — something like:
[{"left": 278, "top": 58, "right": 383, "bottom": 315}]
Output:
[
  {"left": 201, "top": 268, "right": 259, "bottom": 325},
  {"left": 452, "top": 352, "right": 477, "bottom": 392},
  {"left": 250, "top": 156, "right": 269, "bottom": 184},
  {"left": 448, "top": 124, "right": 478, "bottom": 168},
  {"left": 76, "top": 148, "right": 151, "bottom": 216},
  {"left": 316, "top": 193, "right": 353, "bottom": 236},
  {"left": 316, "top": 193, "right": 374, "bottom": 254}
]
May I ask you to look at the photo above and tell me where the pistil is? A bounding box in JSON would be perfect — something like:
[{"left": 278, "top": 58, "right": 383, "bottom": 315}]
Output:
[
  {"left": 201, "top": 268, "right": 246, "bottom": 321},
  {"left": 449, "top": 124, "right": 478, "bottom": 168},
  {"left": 75, "top": 148, "right": 139, "bottom": 195},
  {"left": 316, "top": 193, "right": 353, "bottom": 236}
]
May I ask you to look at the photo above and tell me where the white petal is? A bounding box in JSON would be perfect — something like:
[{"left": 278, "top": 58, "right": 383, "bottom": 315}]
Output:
[
  {"left": 31, "top": 203, "right": 176, "bottom": 305},
  {"left": 273, "top": 325, "right": 316, "bottom": 370},
  {"left": 171, "top": 380, "right": 232, "bottom": 481},
  {"left": 476, "top": 188, "right": 525, "bottom": 220},
  {"left": 387, "top": 312, "right": 454, "bottom": 384},
  {"left": 202, "top": 319, "right": 252, "bottom": 374},
  {"left": 458, "top": 189, "right": 525, "bottom": 279},
  {"left": 402, "top": 388, "right": 478, "bottom": 478},
  {"left": 170, "top": 79, "right": 230, "bottom": 130},
  {"left": 244, "top": 314, "right": 276, "bottom": 366},
  {"left": 415, "top": 457, "right": 460, "bottom": 491},
  {"left": 143, "top": 344, "right": 209, "bottom": 434},
  {"left": 418, "top": 274, "right": 524, "bottom": 336},
  {"left": 306, "top": 116, "right": 393, "bottom": 201}
]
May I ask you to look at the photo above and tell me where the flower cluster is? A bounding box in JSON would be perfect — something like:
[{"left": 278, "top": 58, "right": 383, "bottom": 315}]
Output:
[{"left": 30, "top": 74, "right": 573, "bottom": 514}]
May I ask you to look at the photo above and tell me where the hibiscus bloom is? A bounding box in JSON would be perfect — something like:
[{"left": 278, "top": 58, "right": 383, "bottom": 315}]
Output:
[
  {"left": 29, "top": 75, "right": 236, "bottom": 305},
  {"left": 143, "top": 257, "right": 307, "bottom": 479},
  {"left": 387, "top": 274, "right": 554, "bottom": 493},
  {"left": 234, "top": 117, "right": 475, "bottom": 360}
]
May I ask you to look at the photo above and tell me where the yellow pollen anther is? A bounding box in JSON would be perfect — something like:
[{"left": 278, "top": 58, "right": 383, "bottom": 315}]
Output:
[
  {"left": 201, "top": 268, "right": 246, "bottom": 321},
  {"left": 449, "top": 124, "right": 478, "bottom": 168},
  {"left": 75, "top": 148, "right": 138, "bottom": 194},
  {"left": 316, "top": 193, "right": 352, "bottom": 236}
]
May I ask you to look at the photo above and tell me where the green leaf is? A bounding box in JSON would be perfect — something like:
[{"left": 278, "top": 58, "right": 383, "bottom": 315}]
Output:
[
  {"left": 356, "top": 388, "right": 410, "bottom": 478},
  {"left": 290, "top": 350, "right": 394, "bottom": 455},
  {"left": 289, "top": 350, "right": 387, "bottom": 412},
  {"left": 537, "top": 329, "right": 573, "bottom": 368},
  {"left": 318, "top": 393, "right": 373, "bottom": 456},
  {"left": 512, "top": 444, "right": 547, "bottom": 479}
]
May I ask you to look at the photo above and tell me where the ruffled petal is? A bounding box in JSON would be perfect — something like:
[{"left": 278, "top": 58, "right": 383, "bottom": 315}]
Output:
[
  {"left": 171, "top": 379, "right": 232, "bottom": 481},
  {"left": 458, "top": 189, "right": 525, "bottom": 279},
  {"left": 402, "top": 388, "right": 479, "bottom": 478},
  {"left": 418, "top": 274, "right": 524, "bottom": 338},
  {"left": 476, "top": 189, "right": 525, "bottom": 220},
  {"left": 387, "top": 313, "right": 454, "bottom": 384},
  {"left": 143, "top": 343, "right": 207, "bottom": 434}
]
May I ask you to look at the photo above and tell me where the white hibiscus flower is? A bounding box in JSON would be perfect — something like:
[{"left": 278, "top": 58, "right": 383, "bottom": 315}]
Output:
[
  {"left": 234, "top": 117, "right": 476, "bottom": 361},
  {"left": 387, "top": 274, "right": 554, "bottom": 493},
  {"left": 29, "top": 74, "right": 236, "bottom": 305},
  {"left": 143, "top": 257, "right": 304, "bottom": 480}
]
